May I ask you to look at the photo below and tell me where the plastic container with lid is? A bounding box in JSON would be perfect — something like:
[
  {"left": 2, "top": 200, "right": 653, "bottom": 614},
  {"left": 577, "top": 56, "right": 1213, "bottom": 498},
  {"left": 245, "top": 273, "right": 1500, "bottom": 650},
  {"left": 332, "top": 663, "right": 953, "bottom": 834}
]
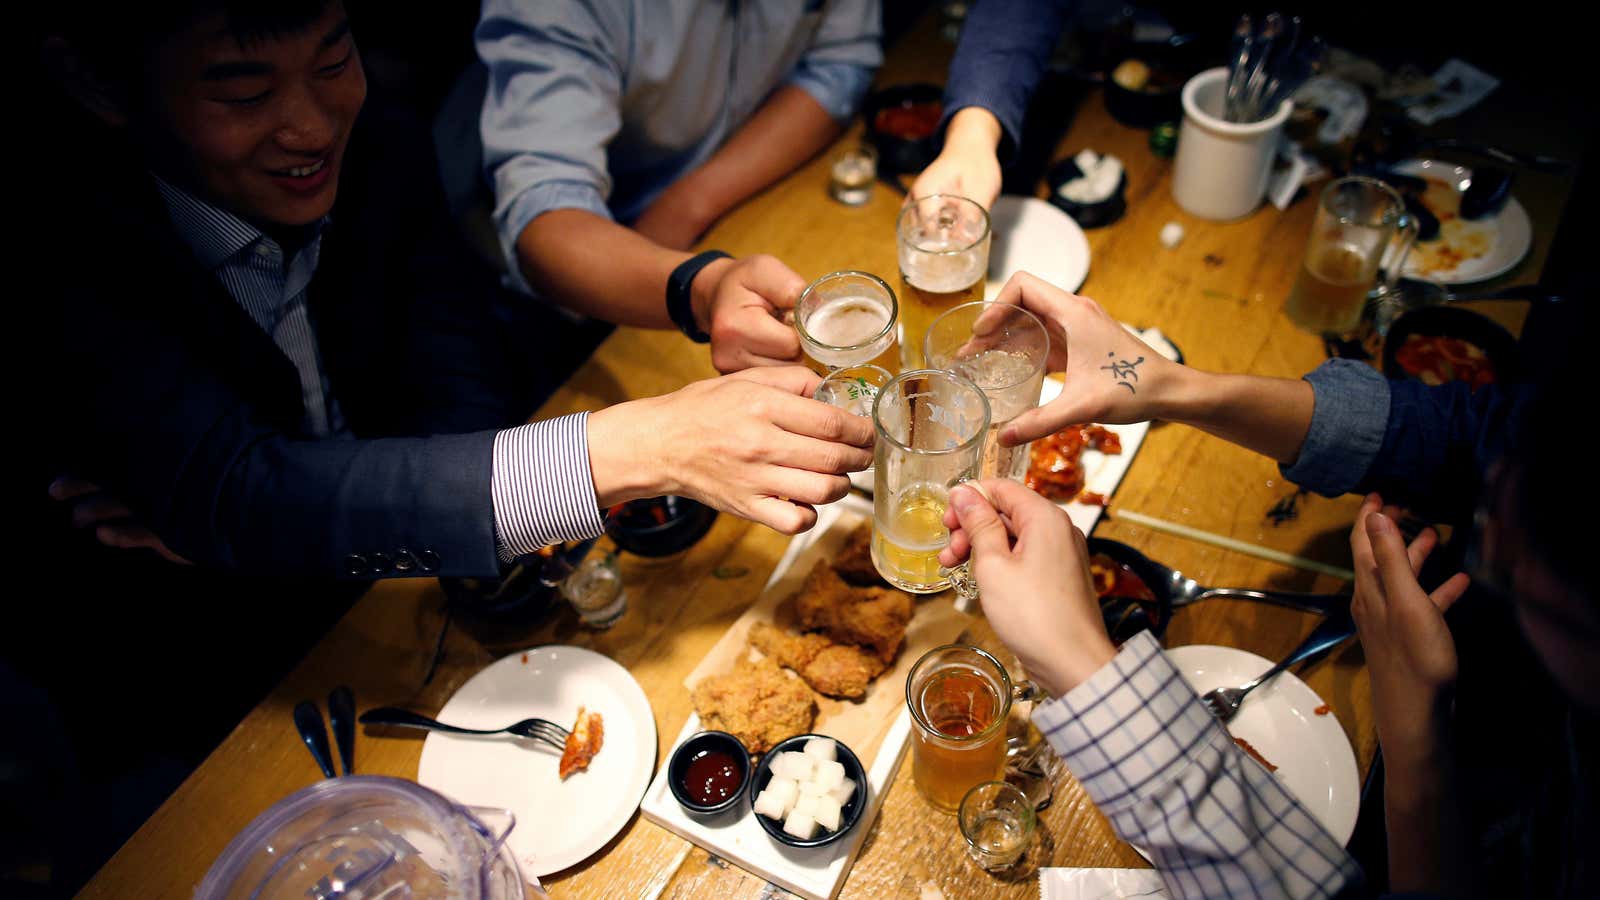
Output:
[{"left": 197, "top": 776, "right": 530, "bottom": 899}]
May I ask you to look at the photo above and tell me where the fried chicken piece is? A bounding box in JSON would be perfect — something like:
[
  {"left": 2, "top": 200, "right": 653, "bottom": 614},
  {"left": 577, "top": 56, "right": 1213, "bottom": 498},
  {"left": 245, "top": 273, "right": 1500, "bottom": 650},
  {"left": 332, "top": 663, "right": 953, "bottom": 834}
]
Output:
[
  {"left": 793, "top": 562, "right": 913, "bottom": 663},
  {"left": 559, "top": 706, "right": 604, "bottom": 780},
  {"left": 691, "top": 656, "right": 816, "bottom": 753},
  {"left": 832, "top": 522, "right": 884, "bottom": 586},
  {"left": 749, "top": 621, "right": 887, "bottom": 699}
]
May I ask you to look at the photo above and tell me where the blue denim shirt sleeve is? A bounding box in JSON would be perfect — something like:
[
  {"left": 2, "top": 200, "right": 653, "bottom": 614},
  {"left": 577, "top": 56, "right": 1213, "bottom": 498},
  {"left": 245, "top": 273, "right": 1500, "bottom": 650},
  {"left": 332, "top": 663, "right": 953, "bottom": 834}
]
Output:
[
  {"left": 476, "top": 0, "right": 624, "bottom": 296},
  {"left": 1280, "top": 359, "right": 1391, "bottom": 497},
  {"left": 785, "top": 0, "right": 882, "bottom": 122},
  {"left": 939, "top": 0, "right": 1073, "bottom": 160}
]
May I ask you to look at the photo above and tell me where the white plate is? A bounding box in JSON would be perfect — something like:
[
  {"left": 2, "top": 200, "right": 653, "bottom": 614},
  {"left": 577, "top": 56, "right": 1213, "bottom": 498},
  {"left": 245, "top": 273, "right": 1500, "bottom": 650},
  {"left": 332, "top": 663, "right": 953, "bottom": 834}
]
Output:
[
  {"left": 984, "top": 195, "right": 1091, "bottom": 299},
  {"left": 417, "top": 645, "right": 657, "bottom": 877},
  {"left": 1392, "top": 158, "right": 1532, "bottom": 285},
  {"left": 1165, "top": 645, "right": 1361, "bottom": 845}
]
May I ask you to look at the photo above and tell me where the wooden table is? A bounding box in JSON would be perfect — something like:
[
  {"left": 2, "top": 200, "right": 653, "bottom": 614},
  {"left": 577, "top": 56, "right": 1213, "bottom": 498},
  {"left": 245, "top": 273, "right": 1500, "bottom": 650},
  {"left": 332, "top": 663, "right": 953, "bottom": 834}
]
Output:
[{"left": 80, "top": 11, "right": 1571, "bottom": 900}]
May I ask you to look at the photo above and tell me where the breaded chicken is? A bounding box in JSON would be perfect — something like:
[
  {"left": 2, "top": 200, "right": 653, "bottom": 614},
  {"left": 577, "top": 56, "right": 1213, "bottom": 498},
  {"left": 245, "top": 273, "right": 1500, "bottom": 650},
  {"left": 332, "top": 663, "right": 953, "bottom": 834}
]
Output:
[
  {"left": 793, "top": 561, "right": 913, "bottom": 663},
  {"left": 749, "top": 621, "right": 887, "bottom": 699},
  {"left": 558, "top": 706, "right": 604, "bottom": 780},
  {"left": 832, "top": 522, "right": 884, "bottom": 586},
  {"left": 691, "top": 656, "right": 816, "bottom": 753}
]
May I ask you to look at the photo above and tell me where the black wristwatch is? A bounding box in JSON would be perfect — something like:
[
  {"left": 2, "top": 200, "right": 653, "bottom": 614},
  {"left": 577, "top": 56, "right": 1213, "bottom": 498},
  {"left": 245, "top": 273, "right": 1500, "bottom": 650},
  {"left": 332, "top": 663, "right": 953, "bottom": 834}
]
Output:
[{"left": 666, "top": 250, "right": 731, "bottom": 344}]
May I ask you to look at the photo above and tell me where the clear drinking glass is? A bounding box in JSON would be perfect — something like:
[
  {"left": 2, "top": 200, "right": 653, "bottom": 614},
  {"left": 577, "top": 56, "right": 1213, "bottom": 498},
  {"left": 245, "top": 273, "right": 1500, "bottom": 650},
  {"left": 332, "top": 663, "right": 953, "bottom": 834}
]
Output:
[
  {"left": 1284, "top": 176, "right": 1419, "bottom": 336},
  {"left": 897, "top": 194, "right": 991, "bottom": 370},
  {"left": 959, "top": 781, "right": 1037, "bottom": 869},
  {"left": 829, "top": 143, "right": 878, "bottom": 206},
  {"left": 813, "top": 364, "right": 893, "bottom": 417},
  {"left": 923, "top": 301, "right": 1049, "bottom": 481},
  {"left": 905, "top": 645, "right": 1035, "bottom": 812},
  {"left": 1373, "top": 276, "right": 1450, "bottom": 336},
  {"left": 795, "top": 270, "right": 899, "bottom": 371},
  {"left": 870, "top": 369, "right": 989, "bottom": 595}
]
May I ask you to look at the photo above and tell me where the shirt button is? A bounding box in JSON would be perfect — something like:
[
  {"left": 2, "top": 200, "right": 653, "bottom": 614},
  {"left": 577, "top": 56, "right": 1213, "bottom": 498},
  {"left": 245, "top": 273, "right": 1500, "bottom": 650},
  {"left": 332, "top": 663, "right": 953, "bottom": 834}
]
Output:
[
  {"left": 394, "top": 549, "right": 418, "bottom": 573},
  {"left": 368, "top": 552, "right": 394, "bottom": 575},
  {"left": 344, "top": 554, "right": 368, "bottom": 577},
  {"left": 255, "top": 245, "right": 273, "bottom": 258},
  {"left": 417, "top": 550, "right": 440, "bottom": 573}
]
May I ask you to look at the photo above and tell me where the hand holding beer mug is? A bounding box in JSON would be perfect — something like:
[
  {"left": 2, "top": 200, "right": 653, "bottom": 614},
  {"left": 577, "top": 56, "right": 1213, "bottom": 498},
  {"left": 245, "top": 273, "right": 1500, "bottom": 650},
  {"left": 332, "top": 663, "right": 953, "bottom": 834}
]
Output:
[
  {"left": 1284, "top": 176, "right": 1418, "bottom": 336},
  {"left": 924, "top": 301, "right": 1049, "bottom": 481},
  {"left": 870, "top": 369, "right": 989, "bottom": 597},
  {"left": 897, "top": 194, "right": 991, "bottom": 370}
]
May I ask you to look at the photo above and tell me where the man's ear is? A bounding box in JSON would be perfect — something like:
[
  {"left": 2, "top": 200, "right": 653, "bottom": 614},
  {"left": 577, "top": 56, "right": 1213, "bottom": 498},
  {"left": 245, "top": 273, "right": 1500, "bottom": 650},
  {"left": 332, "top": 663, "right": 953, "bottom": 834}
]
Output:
[{"left": 40, "top": 35, "right": 130, "bottom": 127}]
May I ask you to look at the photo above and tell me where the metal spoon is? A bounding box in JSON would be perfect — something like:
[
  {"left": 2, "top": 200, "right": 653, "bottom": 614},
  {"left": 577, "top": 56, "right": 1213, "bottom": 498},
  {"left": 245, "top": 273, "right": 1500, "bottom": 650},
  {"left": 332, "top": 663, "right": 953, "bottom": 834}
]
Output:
[
  {"left": 1200, "top": 609, "right": 1356, "bottom": 722},
  {"left": 1225, "top": 14, "right": 1253, "bottom": 122},
  {"left": 327, "top": 686, "right": 356, "bottom": 775},
  {"left": 1089, "top": 538, "right": 1349, "bottom": 617}
]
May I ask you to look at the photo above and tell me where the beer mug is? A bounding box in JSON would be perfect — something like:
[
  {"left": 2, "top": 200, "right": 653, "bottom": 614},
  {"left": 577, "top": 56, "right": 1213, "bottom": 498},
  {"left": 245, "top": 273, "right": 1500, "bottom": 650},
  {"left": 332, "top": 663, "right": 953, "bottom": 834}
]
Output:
[
  {"left": 923, "top": 301, "right": 1049, "bottom": 481},
  {"left": 870, "top": 369, "right": 989, "bottom": 596},
  {"left": 905, "top": 644, "right": 1038, "bottom": 811},
  {"left": 1284, "top": 176, "right": 1418, "bottom": 336},
  {"left": 896, "top": 194, "right": 991, "bottom": 370}
]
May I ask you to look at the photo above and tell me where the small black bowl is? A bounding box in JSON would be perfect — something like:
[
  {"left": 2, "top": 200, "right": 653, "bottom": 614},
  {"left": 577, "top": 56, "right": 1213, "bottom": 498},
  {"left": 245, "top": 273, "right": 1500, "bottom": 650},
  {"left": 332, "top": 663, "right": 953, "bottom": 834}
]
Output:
[
  {"left": 861, "top": 83, "right": 944, "bottom": 176},
  {"left": 1104, "top": 77, "right": 1183, "bottom": 129},
  {"left": 668, "top": 731, "right": 751, "bottom": 816},
  {"left": 748, "top": 734, "right": 867, "bottom": 848},
  {"left": 1085, "top": 538, "right": 1176, "bottom": 644},
  {"left": 606, "top": 496, "right": 718, "bottom": 558},
  {"left": 1046, "top": 157, "right": 1127, "bottom": 230},
  {"left": 1381, "top": 305, "right": 1518, "bottom": 388}
]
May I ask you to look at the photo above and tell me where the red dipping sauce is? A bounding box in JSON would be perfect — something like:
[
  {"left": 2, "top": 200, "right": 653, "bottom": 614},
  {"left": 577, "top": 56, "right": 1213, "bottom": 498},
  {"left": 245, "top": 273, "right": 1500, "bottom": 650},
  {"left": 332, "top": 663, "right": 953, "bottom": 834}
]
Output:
[{"left": 683, "top": 749, "right": 743, "bottom": 805}]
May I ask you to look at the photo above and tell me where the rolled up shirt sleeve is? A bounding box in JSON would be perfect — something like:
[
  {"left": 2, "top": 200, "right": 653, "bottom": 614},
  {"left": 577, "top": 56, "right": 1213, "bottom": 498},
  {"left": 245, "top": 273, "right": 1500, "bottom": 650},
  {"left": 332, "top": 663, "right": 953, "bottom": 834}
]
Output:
[
  {"left": 477, "top": 0, "right": 625, "bottom": 295},
  {"left": 1033, "top": 632, "right": 1363, "bottom": 899},
  {"left": 1280, "top": 359, "right": 1391, "bottom": 497},
  {"left": 785, "top": 0, "right": 882, "bottom": 122},
  {"left": 939, "top": 0, "right": 1073, "bottom": 160},
  {"left": 491, "top": 413, "right": 606, "bottom": 561}
]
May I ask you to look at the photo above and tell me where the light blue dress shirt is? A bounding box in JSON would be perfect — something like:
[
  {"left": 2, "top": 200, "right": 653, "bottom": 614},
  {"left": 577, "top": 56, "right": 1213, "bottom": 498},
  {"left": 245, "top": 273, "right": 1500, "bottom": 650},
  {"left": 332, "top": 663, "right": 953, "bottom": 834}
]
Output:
[{"left": 477, "top": 0, "right": 882, "bottom": 294}]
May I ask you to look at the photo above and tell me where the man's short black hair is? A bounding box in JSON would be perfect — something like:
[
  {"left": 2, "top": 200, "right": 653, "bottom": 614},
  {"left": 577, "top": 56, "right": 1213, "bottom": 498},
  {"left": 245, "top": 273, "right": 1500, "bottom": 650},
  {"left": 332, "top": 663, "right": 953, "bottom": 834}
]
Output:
[{"left": 55, "top": 0, "right": 335, "bottom": 82}]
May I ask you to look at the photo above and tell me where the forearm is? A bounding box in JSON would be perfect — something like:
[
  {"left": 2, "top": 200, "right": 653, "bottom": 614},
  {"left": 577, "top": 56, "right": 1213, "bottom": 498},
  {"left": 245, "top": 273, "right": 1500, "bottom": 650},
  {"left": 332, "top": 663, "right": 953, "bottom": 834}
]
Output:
[
  {"left": 643, "top": 85, "right": 842, "bottom": 238},
  {"left": 1384, "top": 748, "right": 1469, "bottom": 897},
  {"left": 1158, "top": 367, "right": 1315, "bottom": 465},
  {"left": 943, "top": 106, "right": 1002, "bottom": 161},
  {"left": 516, "top": 208, "right": 732, "bottom": 330}
]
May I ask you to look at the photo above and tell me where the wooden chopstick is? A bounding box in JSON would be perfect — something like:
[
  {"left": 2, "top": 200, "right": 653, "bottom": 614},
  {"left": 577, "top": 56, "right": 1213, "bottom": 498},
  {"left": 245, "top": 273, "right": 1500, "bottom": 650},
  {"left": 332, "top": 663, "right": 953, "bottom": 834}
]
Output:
[{"left": 1108, "top": 508, "right": 1356, "bottom": 582}]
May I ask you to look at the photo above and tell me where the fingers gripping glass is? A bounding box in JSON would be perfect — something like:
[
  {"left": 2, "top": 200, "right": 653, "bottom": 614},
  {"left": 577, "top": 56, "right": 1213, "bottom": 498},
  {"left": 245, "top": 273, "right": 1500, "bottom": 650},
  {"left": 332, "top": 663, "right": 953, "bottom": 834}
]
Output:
[{"left": 869, "top": 369, "right": 989, "bottom": 605}]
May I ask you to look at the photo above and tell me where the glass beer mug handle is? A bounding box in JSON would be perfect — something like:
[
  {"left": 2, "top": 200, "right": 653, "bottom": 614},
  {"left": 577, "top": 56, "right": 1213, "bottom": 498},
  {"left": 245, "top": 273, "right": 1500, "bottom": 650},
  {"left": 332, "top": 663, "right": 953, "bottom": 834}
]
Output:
[
  {"left": 1381, "top": 213, "right": 1421, "bottom": 295},
  {"left": 946, "top": 561, "right": 980, "bottom": 612},
  {"left": 1012, "top": 679, "right": 1044, "bottom": 703}
]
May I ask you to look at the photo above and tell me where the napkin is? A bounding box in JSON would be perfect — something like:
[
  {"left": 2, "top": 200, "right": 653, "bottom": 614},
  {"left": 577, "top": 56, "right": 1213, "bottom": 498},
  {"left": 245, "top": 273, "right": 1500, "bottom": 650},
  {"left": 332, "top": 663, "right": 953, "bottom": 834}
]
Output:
[{"left": 1038, "top": 867, "right": 1168, "bottom": 900}]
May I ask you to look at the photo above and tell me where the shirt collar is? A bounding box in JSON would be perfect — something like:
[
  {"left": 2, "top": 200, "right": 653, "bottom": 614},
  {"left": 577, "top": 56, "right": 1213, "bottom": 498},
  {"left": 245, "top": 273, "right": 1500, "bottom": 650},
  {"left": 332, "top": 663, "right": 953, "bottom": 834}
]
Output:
[{"left": 151, "top": 174, "right": 328, "bottom": 269}]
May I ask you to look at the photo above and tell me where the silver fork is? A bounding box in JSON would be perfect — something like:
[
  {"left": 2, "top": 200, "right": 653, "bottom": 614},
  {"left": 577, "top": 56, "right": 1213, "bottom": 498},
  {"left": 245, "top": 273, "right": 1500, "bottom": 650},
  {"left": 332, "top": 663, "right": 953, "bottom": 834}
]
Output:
[
  {"left": 358, "top": 707, "right": 571, "bottom": 750},
  {"left": 1199, "top": 610, "right": 1356, "bottom": 722}
]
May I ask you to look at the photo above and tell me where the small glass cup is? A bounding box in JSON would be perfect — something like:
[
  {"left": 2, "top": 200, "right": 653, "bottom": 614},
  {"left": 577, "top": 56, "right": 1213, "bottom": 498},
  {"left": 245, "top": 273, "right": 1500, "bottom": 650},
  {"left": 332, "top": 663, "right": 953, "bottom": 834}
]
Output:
[
  {"left": 560, "top": 550, "right": 626, "bottom": 628},
  {"left": 923, "top": 301, "right": 1049, "bottom": 481},
  {"left": 813, "top": 364, "right": 893, "bottom": 418},
  {"left": 795, "top": 271, "right": 899, "bottom": 372},
  {"left": 829, "top": 143, "right": 878, "bottom": 206},
  {"left": 959, "top": 781, "right": 1037, "bottom": 870}
]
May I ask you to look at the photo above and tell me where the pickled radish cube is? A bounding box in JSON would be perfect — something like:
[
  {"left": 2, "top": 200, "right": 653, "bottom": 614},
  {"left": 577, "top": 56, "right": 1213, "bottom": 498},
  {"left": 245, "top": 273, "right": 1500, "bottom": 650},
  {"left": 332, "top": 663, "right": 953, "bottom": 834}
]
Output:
[
  {"left": 770, "top": 751, "right": 814, "bottom": 781},
  {"left": 783, "top": 810, "right": 818, "bottom": 840},
  {"left": 798, "top": 779, "right": 828, "bottom": 798},
  {"left": 803, "top": 738, "right": 837, "bottom": 763},
  {"left": 812, "top": 759, "right": 846, "bottom": 792},
  {"left": 792, "top": 792, "right": 821, "bottom": 819},
  {"left": 753, "top": 788, "right": 788, "bottom": 820},
  {"left": 828, "top": 777, "right": 856, "bottom": 806},
  {"left": 763, "top": 776, "right": 799, "bottom": 814},
  {"left": 813, "top": 795, "right": 843, "bottom": 831}
]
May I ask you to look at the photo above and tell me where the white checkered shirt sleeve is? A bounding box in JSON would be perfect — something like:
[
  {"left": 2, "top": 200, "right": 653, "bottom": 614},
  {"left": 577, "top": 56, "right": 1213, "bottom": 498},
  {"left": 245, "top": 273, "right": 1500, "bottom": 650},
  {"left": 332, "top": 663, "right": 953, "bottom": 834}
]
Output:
[
  {"left": 491, "top": 413, "right": 606, "bottom": 561},
  {"left": 1032, "top": 631, "right": 1364, "bottom": 899}
]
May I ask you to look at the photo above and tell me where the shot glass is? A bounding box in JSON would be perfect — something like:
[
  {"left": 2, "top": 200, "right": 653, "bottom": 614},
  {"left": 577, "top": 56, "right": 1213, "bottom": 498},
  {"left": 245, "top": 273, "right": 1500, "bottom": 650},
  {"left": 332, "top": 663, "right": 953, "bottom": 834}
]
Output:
[{"left": 959, "top": 781, "right": 1036, "bottom": 870}]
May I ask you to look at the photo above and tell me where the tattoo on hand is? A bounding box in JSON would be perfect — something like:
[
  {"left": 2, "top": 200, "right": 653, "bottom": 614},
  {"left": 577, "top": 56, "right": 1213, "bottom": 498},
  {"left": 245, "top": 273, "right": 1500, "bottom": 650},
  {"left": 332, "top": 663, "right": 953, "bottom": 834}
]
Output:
[{"left": 1101, "top": 352, "right": 1145, "bottom": 394}]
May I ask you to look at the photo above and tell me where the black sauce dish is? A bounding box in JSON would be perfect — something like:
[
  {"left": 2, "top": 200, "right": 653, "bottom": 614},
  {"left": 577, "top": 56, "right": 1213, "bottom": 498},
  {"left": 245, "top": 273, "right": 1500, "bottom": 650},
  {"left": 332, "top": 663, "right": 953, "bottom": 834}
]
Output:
[
  {"left": 1381, "top": 305, "right": 1518, "bottom": 386},
  {"left": 1046, "top": 156, "right": 1128, "bottom": 230},
  {"left": 667, "top": 730, "right": 751, "bottom": 816},
  {"left": 606, "top": 496, "right": 718, "bottom": 557},
  {"left": 748, "top": 734, "right": 867, "bottom": 848},
  {"left": 861, "top": 83, "right": 944, "bottom": 176}
]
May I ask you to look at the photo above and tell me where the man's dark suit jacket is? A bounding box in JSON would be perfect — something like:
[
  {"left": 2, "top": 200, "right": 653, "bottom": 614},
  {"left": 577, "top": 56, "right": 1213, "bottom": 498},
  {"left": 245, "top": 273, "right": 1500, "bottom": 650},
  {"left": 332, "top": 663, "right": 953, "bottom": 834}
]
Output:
[{"left": 47, "top": 99, "right": 538, "bottom": 579}]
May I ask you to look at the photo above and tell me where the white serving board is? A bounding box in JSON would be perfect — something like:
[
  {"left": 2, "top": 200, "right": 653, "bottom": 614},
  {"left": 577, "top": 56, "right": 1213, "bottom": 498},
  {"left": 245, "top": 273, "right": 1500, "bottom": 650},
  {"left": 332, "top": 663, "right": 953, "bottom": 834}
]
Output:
[{"left": 639, "top": 497, "right": 912, "bottom": 900}]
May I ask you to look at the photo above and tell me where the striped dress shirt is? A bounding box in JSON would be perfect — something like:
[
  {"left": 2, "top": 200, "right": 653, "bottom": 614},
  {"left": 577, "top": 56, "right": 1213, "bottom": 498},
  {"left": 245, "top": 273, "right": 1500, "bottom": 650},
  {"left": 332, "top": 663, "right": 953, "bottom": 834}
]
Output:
[
  {"left": 1034, "top": 631, "right": 1365, "bottom": 899},
  {"left": 154, "top": 177, "right": 604, "bottom": 562}
]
